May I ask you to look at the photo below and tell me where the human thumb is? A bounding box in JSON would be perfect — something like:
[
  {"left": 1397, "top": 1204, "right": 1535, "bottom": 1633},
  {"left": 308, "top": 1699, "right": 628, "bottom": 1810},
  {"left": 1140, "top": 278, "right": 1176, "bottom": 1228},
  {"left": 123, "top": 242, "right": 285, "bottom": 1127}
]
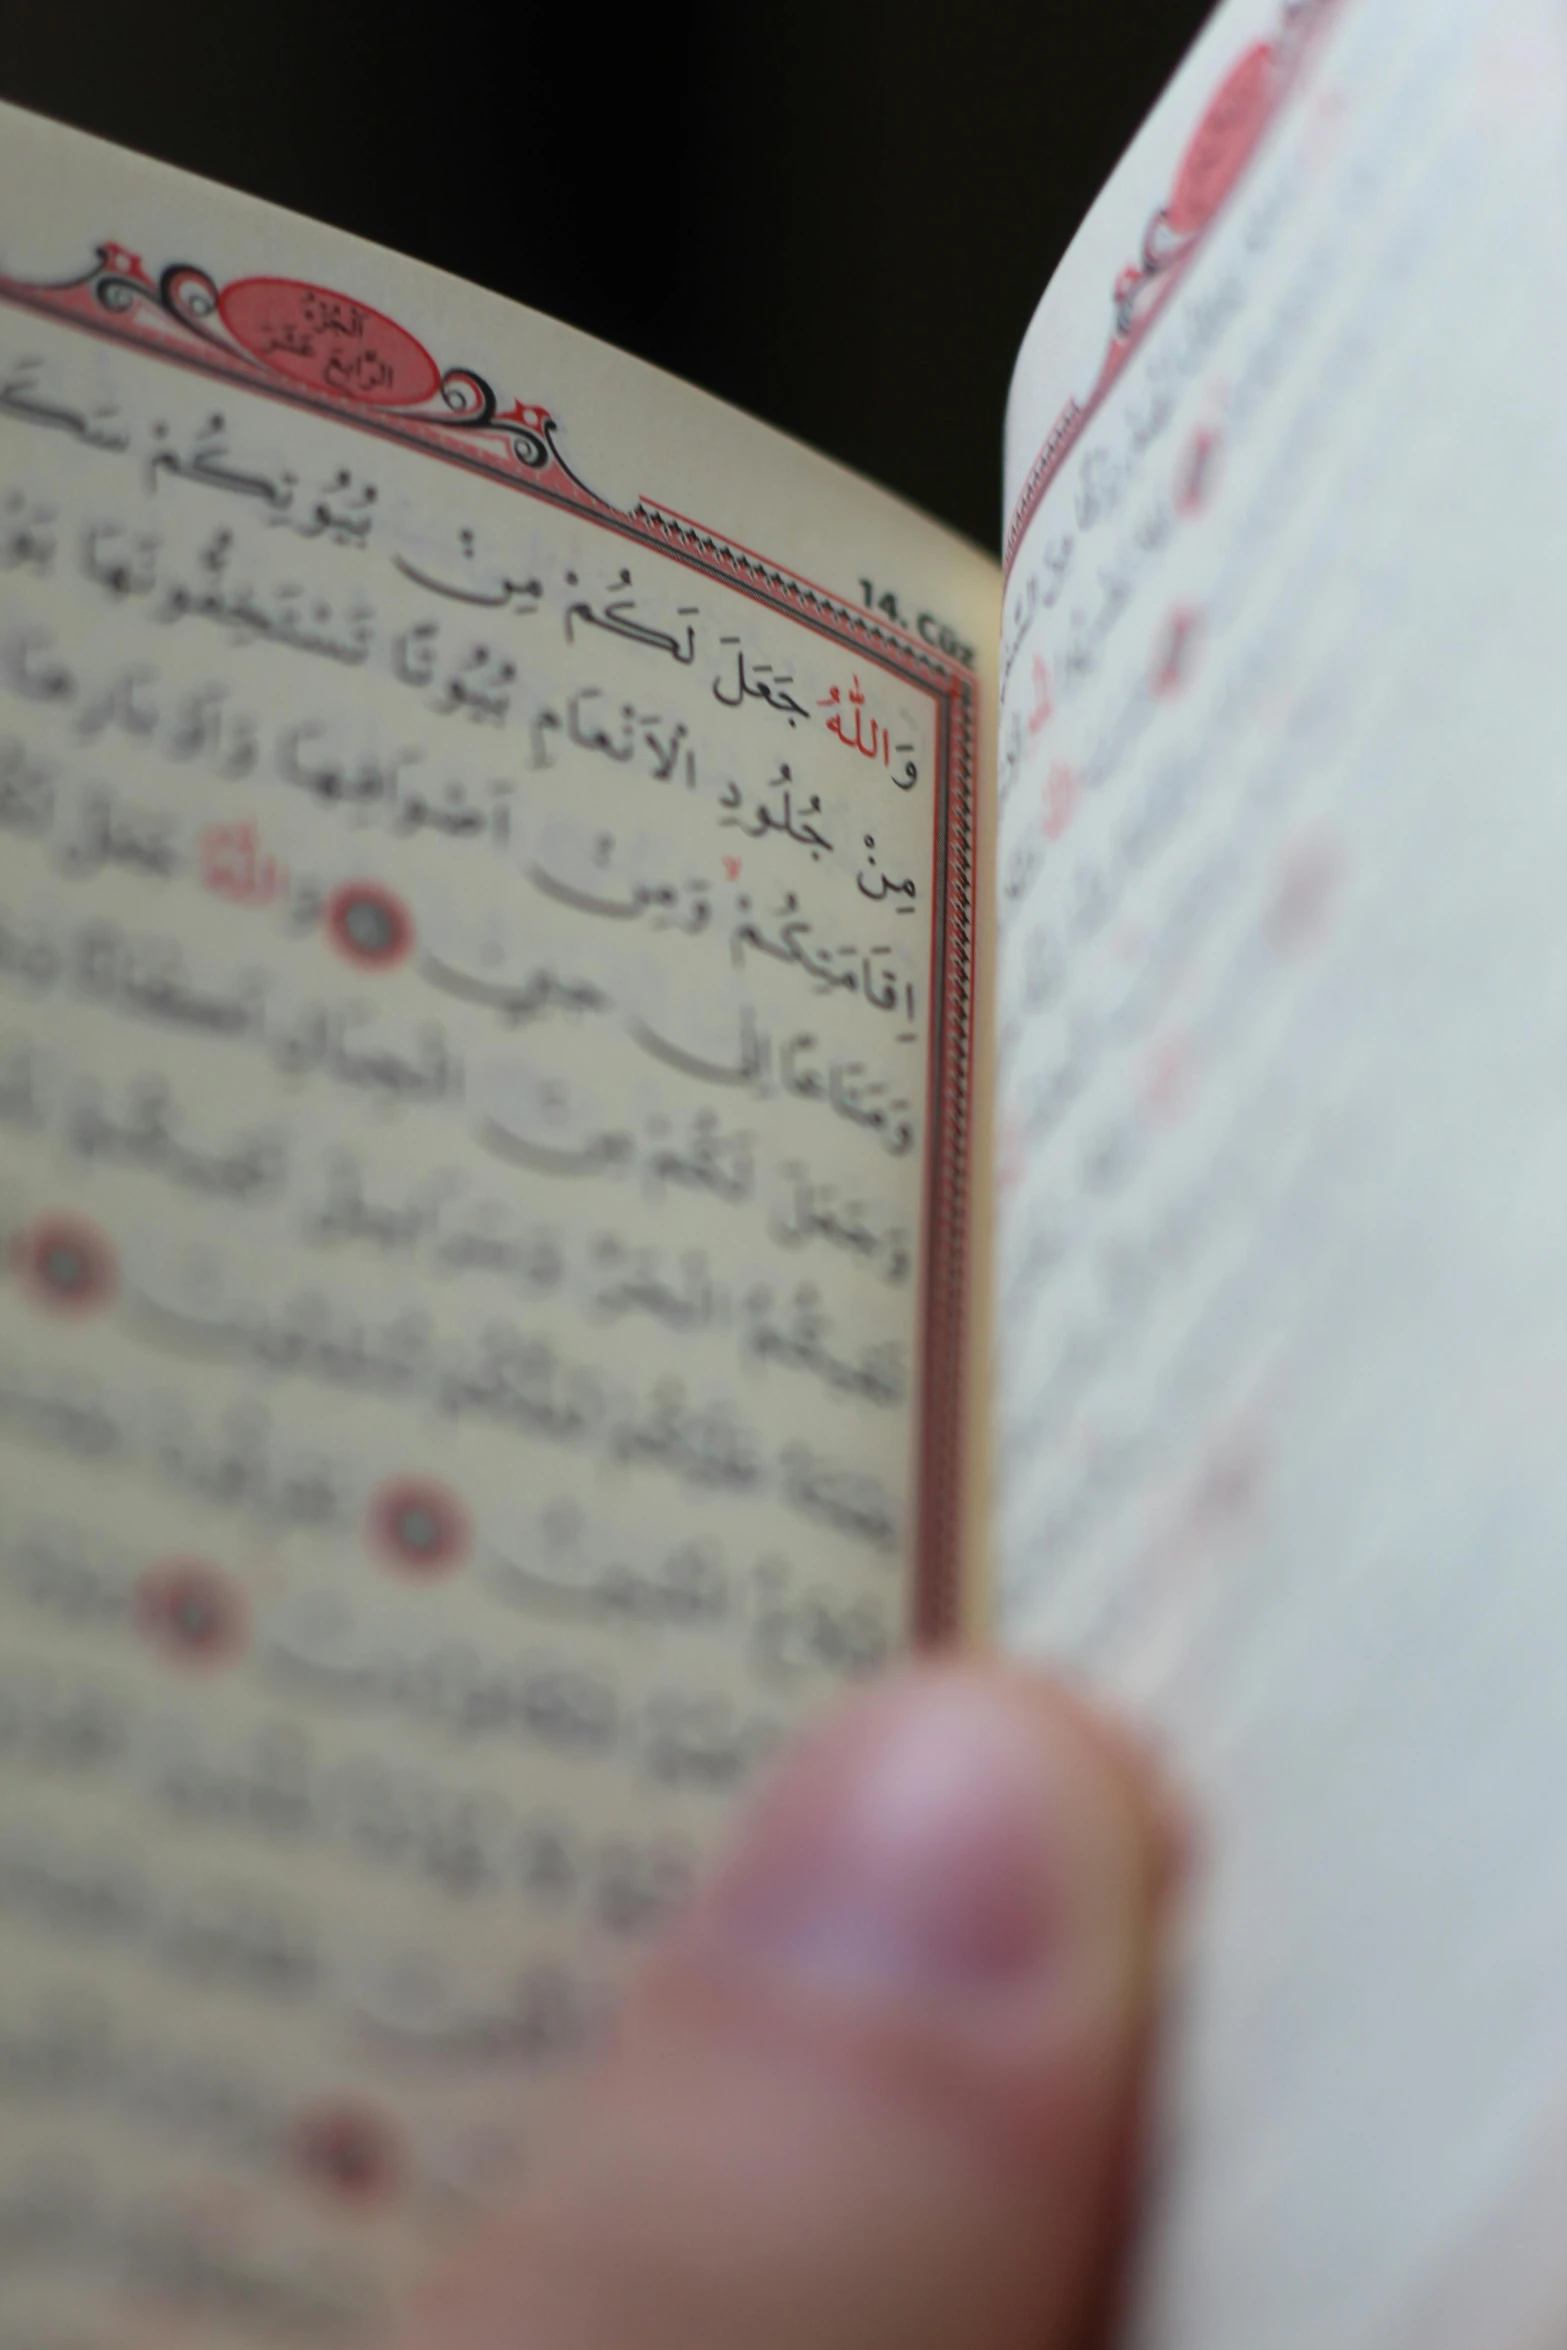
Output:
[{"left": 401, "top": 1664, "right": 1175, "bottom": 2350}]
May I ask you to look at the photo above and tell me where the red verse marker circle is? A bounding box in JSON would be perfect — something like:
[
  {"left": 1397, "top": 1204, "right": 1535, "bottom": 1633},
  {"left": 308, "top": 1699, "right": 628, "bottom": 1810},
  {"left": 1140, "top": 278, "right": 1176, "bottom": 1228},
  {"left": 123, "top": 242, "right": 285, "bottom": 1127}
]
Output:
[
  {"left": 136, "top": 1559, "right": 248, "bottom": 1669},
  {"left": 9, "top": 1214, "right": 118, "bottom": 1316},
  {"left": 292, "top": 2103, "right": 404, "bottom": 2208},
  {"left": 326, "top": 882, "right": 415, "bottom": 971},
  {"left": 368, "top": 1478, "right": 471, "bottom": 1577}
]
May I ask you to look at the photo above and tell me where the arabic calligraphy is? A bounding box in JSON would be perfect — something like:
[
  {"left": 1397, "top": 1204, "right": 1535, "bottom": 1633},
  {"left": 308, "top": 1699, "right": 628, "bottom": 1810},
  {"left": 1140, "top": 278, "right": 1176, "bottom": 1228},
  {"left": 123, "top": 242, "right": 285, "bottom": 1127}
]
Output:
[
  {"left": 0, "top": 198, "right": 957, "bottom": 2350},
  {"left": 820, "top": 675, "right": 919, "bottom": 788},
  {"left": 1, "top": 339, "right": 932, "bottom": 796}
]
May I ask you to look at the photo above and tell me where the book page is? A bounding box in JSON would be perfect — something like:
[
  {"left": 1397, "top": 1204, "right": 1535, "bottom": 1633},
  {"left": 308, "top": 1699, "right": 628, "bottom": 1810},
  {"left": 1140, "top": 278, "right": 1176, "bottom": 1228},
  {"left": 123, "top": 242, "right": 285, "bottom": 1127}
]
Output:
[
  {"left": 994, "top": 3, "right": 1567, "bottom": 2348},
  {"left": 0, "top": 103, "right": 998, "bottom": 2348}
]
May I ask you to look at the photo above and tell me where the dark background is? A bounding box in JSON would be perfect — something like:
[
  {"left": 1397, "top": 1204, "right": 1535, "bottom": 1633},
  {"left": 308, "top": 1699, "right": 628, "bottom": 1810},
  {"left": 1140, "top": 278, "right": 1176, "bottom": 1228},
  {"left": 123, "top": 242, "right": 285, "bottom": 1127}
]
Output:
[{"left": 3, "top": 2, "right": 1215, "bottom": 551}]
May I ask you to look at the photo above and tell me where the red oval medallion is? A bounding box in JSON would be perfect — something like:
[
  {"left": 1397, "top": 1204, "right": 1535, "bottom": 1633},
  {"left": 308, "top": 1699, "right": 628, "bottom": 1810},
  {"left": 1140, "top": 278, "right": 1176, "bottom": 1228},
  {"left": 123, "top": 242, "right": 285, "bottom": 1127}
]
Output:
[
  {"left": 368, "top": 1477, "right": 471, "bottom": 1578},
  {"left": 1168, "top": 44, "right": 1276, "bottom": 237},
  {"left": 9, "top": 1213, "right": 118, "bottom": 1317},
  {"left": 218, "top": 279, "right": 440, "bottom": 408},
  {"left": 136, "top": 1559, "right": 248, "bottom": 1669}
]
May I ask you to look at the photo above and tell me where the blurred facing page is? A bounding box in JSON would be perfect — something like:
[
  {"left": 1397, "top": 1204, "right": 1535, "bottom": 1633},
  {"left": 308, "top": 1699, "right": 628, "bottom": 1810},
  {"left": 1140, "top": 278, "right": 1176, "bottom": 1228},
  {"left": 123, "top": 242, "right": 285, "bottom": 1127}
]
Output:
[{"left": 994, "top": 4, "right": 1567, "bottom": 2348}]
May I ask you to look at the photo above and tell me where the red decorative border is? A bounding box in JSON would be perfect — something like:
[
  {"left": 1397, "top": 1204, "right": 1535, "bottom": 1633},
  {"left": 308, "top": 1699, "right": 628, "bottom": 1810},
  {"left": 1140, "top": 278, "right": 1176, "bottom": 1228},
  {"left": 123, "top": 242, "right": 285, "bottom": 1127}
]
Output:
[
  {"left": 0, "top": 248, "right": 977, "bottom": 1643},
  {"left": 1003, "top": 0, "right": 1345, "bottom": 580},
  {"left": 0, "top": 246, "right": 618, "bottom": 520}
]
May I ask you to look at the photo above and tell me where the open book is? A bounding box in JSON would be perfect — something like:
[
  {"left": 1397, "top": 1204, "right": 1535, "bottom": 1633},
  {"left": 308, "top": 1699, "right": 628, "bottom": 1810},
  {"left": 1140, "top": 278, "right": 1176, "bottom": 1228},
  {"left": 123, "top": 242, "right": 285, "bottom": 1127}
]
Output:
[{"left": 5, "top": 0, "right": 1567, "bottom": 2342}]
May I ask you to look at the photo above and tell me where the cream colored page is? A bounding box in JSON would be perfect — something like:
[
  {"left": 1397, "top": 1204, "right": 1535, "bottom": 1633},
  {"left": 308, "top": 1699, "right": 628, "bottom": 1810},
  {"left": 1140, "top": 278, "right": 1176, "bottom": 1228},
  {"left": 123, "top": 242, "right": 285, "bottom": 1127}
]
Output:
[
  {"left": 995, "top": 4, "right": 1567, "bottom": 2350},
  {"left": 0, "top": 103, "right": 998, "bottom": 2348}
]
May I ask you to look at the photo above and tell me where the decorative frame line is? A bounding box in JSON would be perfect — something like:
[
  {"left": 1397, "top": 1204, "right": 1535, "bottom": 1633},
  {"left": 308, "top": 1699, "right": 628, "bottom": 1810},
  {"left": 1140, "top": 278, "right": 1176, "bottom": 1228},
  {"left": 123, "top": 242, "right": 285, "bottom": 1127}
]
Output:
[{"left": 0, "top": 243, "right": 978, "bottom": 1641}]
